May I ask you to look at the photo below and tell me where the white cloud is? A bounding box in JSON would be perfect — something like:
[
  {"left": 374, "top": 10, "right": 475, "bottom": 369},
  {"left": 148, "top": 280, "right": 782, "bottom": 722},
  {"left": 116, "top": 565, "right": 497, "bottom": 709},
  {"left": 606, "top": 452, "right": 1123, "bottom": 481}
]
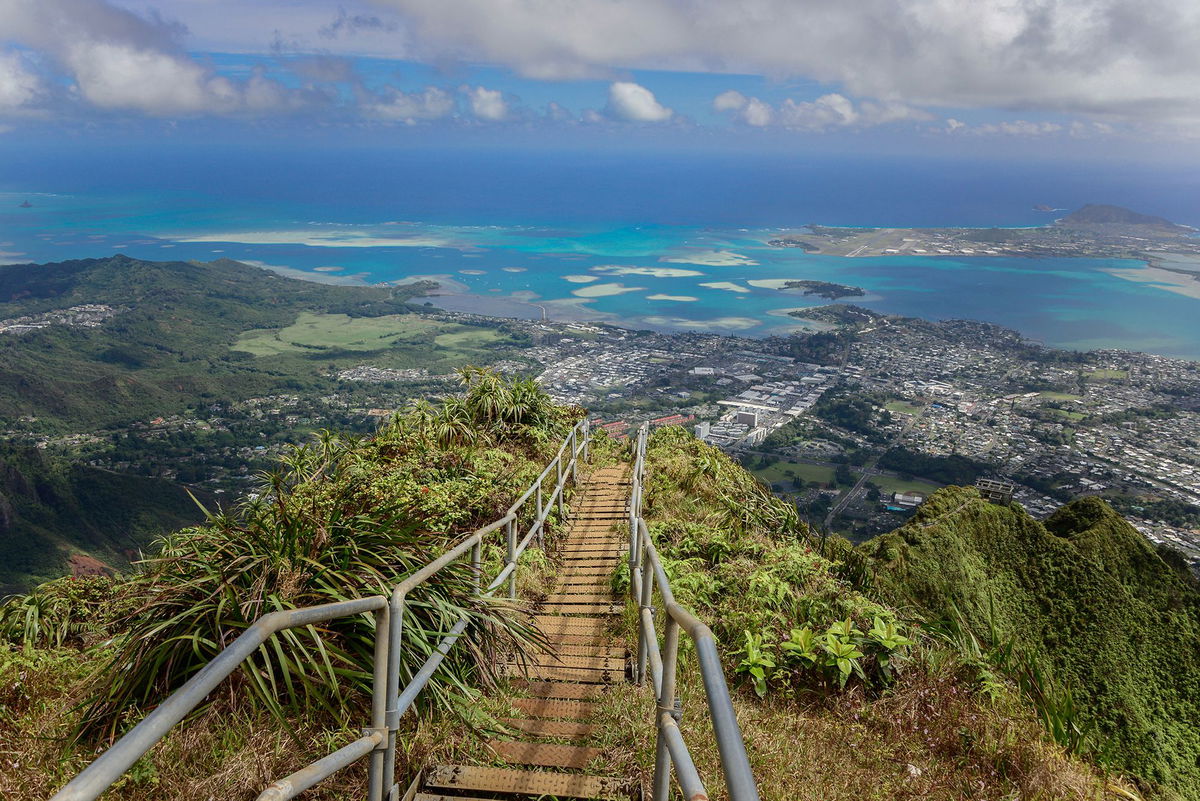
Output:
[
  {"left": 712, "top": 89, "right": 746, "bottom": 112},
  {"left": 466, "top": 85, "right": 507, "bottom": 121},
  {"left": 607, "top": 81, "right": 671, "bottom": 122},
  {"left": 951, "top": 120, "right": 1065, "bottom": 137},
  {"left": 366, "top": 86, "right": 454, "bottom": 122},
  {"left": 714, "top": 91, "right": 926, "bottom": 131},
  {"left": 375, "top": 0, "right": 1200, "bottom": 122},
  {"left": 0, "top": 50, "right": 42, "bottom": 111},
  {"left": 0, "top": 0, "right": 310, "bottom": 115}
]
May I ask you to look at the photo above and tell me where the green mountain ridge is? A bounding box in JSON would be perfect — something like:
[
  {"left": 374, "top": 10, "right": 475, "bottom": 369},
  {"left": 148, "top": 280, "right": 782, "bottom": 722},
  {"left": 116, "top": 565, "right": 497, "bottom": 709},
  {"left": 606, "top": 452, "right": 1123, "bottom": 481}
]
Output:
[
  {"left": 0, "top": 444, "right": 213, "bottom": 594},
  {"left": 0, "top": 255, "right": 435, "bottom": 429},
  {"left": 862, "top": 486, "right": 1200, "bottom": 796}
]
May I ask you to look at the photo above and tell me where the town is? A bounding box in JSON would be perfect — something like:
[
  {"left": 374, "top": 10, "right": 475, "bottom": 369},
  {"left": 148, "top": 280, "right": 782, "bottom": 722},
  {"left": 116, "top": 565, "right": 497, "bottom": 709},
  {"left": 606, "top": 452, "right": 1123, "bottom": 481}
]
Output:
[{"left": 7, "top": 303, "right": 1200, "bottom": 571}]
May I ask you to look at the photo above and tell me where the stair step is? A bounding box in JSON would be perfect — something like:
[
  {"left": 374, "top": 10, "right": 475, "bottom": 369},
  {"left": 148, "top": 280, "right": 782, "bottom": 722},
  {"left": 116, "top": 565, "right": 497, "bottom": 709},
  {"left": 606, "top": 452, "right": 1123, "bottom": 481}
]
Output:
[
  {"left": 540, "top": 604, "right": 621, "bottom": 615},
  {"left": 501, "top": 718, "right": 597, "bottom": 738},
  {"left": 514, "top": 680, "right": 602, "bottom": 699},
  {"left": 511, "top": 697, "right": 596, "bottom": 719},
  {"left": 423, "top": 765, "right": 624, "bottom": 800},
  {"left": 544, "top": 593, "right": 615, "bottom": 604},
  {"left": 501, "top": 664, "right": 621, "bottom": 684},
  {"left": 552, "top": 644, "right": 625, "bottom": 658},
  {"left": 534, "top": 614, "right": 611, "bottom": 630},
  {"left": 489, "top": 740, "right": 603, "bottom": 769},
  {"left": 510, "top": 654, "right": 624, "bottom": 671}
]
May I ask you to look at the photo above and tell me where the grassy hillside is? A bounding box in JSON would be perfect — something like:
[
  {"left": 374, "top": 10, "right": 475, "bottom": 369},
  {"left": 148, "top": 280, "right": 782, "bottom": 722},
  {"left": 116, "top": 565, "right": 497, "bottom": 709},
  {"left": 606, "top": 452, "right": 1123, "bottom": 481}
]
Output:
[
  {"left": 861, "top": 487, "right": 1200, "bottom": 798},
  {"left": 599, "top": 427, "right": 1131, "bottom": 801},
  {"left": 0, "top": 371, "right": 583, "bottom": 798},
  {"left": 0, "top": 444, "right": 212, "bottom": 594},
  {"left": 0, "top": 256, "right": 523, "bottom": 430}
]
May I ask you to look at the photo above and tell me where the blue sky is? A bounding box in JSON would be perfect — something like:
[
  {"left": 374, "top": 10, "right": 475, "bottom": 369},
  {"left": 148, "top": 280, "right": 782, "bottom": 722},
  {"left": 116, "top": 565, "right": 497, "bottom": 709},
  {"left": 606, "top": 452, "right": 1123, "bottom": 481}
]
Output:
[{"left": 1, "top": 0, "right": 1199, "bottom": 162}]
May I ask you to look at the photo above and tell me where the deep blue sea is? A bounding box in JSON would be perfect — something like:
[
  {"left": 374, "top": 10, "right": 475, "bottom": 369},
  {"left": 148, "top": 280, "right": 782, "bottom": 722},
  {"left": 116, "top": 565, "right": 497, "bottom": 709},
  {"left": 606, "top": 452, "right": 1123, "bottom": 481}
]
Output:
[{"left": 2, "top": 145, "right": 1199, "bottom": 358}]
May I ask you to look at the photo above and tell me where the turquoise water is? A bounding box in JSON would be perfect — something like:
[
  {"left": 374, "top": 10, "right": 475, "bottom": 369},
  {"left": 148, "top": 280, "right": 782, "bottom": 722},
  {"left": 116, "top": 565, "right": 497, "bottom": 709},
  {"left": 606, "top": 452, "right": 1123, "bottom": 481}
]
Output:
[{"left": 1, "top": 183, "right": 1199, "bottom": 359}]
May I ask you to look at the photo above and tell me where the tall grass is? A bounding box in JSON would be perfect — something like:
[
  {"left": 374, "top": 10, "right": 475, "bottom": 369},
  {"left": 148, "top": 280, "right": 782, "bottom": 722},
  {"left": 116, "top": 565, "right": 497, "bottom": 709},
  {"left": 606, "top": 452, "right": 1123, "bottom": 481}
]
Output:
[{"left": 0, "top": 369, "right": 581, "bottom": 743}]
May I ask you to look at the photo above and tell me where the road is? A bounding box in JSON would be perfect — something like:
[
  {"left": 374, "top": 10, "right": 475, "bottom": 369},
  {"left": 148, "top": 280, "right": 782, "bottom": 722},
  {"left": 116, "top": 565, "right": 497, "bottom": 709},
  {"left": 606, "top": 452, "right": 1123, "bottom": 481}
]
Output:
[{"left": 823, "top": 408, "right": 925, "bottom": 529}]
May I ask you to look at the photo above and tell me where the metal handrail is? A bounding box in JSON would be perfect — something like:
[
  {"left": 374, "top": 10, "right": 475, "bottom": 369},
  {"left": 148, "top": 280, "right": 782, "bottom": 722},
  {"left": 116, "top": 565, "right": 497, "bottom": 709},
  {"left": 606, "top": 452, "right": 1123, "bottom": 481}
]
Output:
[
  {"left": 628, "top": 422, "right": 760, "bottom": 801},
  {"left": 51, "top": 418, "right": 590, "bottom": 801}
]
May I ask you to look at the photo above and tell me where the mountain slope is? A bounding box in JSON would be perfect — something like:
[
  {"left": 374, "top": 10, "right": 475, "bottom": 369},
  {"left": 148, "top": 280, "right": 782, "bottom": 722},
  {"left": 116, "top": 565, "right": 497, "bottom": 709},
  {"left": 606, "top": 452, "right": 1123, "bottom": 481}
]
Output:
[
  {"left": 0, "top": 255, "right": 435, "bottom": 429},
  {"left": 0, "top": 445, "right": 212, "bottom": 594},
  {"left": 861, "top": 487, "right": 1200, "bottom": 797}
]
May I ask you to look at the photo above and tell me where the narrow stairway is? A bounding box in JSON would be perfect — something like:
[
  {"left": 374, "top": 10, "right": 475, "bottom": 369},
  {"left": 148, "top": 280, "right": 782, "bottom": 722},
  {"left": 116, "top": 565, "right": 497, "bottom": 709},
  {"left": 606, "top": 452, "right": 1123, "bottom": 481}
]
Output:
[{"left": 414, "top": 464, "right": 633, "bottom": 801}]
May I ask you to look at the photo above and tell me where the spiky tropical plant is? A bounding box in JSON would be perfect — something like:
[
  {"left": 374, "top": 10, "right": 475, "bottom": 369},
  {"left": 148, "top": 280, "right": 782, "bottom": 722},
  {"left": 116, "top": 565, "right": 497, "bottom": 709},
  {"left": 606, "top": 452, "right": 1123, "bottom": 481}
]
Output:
[{"left": 75, "top": 395, "right": 554, "bottom": 741}]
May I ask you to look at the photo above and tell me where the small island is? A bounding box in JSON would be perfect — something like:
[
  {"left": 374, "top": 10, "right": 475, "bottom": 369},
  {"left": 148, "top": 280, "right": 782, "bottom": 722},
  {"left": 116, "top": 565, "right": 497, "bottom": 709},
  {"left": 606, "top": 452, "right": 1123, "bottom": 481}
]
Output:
[
  {"left": 783, "top": 279, "right": 866, "bottom": 300},
  {"left": 788, "top": 303, "right": 881, "bottom": 326},
  {"left": 18, "top": 200, "right": 32, "bottom": 208}
]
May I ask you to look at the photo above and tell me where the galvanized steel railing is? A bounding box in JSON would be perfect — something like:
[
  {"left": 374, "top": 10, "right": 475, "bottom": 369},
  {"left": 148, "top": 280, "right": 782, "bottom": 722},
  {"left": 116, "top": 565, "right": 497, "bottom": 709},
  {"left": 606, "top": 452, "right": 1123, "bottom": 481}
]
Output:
[
  {"left": 628, "top": 423, "right": 760, "bottom": 801},
  {"left": 51, "top": 419, "right": 590, "bottom": 801}
]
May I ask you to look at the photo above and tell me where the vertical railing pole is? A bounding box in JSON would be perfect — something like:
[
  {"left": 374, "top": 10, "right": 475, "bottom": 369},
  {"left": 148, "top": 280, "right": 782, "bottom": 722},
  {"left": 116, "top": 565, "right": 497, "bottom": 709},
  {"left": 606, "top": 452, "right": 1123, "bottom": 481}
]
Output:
[
  {"left": 471, "top": 540, "right": 482, "bottom": 595},
  {"left": 638, "top": 548, "right": 654, "bottom": 686},
  {"left": 556, "top": 455, "right": 564, "bottom": 518},
  {"left": 367, "top": 605, "right": 391, "bottom": 801},
  {"left": 653, "top": 617, "right": 681, "bottom": 801},
  {"left": 570, "top": 428, "right": 578, "bottom": 483},
  {"left": 383, "top": 591, "right": 404, "bottom": 800},
  {"left": 583, "top": 420, "right": 590, "bottom": 462},
  {"left": 506, "top": 518, "right": 517, "bottom": 599}
]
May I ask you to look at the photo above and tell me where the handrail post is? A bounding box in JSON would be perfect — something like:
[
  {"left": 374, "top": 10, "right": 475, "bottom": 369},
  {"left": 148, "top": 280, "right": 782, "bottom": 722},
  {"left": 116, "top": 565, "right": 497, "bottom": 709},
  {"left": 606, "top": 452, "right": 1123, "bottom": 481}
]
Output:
[
  {"left": 569, "top": 428, "right": 578, "bottom": 483},
  {"left": 471, "top": 541, "right": 482, "bottom": 595},
  {"left": 556, "top": 455, "right": 565, "bottom": 518},
  {"left": 637, "top": 548, "right": 654, "bottom": 686},
  {"left": 653, "top": 617, "right": 681, "bottom": 801},
  {"left": 383, "top": 590, "right": 405, "bottom": 800},
  {"left": 367, "top": 604, "right": 391, "bottom": 801},
  {"left": 506, "top": 518, "right": 517, "bottom": 599}
]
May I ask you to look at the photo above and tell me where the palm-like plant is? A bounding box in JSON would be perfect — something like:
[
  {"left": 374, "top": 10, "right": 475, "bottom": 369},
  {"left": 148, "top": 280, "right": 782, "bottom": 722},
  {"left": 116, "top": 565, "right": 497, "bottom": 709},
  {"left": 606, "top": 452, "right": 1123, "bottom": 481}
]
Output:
[{"left": 75, "top": 421, "right": 539, "bottom": 741}]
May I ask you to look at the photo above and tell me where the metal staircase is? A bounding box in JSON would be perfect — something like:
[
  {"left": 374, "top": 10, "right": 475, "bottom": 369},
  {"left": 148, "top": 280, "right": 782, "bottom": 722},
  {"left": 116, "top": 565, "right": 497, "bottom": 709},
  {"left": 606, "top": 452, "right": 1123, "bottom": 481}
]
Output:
[{"left": 52, "top": 421, "right": 759, "bottom": 801}]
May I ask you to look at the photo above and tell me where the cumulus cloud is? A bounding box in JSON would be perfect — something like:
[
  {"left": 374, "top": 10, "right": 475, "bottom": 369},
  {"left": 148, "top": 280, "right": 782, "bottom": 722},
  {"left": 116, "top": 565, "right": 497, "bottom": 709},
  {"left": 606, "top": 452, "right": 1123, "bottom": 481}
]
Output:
[
  {"left": 0, "top": 50, "right": 43, "bottom": 111},
  {"left": 375, "top": 0, "right": 1200, "bottom": 122},
  {"left": 365, "top": 86, "right": 453, "bottom": 122},
  {"left": 714, "top": 91, "right": 926, "bottom": 131},
  {"left": 466, "top": 85, "right": 507, "bottom": 121},
  {"left": 0, "top": 0, "right": 311, "bottom": 115},
  {"left": 606, "top": 81, "right": 671, "bottom": 122},
  {"left": 945, "top": 119, "right": 1068, "bottom": 137}
]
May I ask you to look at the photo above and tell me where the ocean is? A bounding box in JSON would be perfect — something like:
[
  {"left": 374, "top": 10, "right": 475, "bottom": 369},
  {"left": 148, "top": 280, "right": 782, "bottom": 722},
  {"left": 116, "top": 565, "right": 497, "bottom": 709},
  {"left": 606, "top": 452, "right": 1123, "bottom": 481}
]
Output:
[{"left": 1, "top": 145, "right": 1199, "bottom": 358}]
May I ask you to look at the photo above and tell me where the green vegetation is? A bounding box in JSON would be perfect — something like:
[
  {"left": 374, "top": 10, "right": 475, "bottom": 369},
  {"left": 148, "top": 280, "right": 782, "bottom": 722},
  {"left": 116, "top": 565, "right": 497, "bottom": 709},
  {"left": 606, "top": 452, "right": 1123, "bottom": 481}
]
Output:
[
  {"left": 633, "top": 427, "right": 1129, "bottom": 800},
  {"left": 0, "top": 444, "right": 211, "bottom": 594},
  {"left": 0, "top": 370, "right": 584, "bottom": 796},
  {"left": 233, "top": 312, "right": 501, "bottom": 357},
  {"left": 812, "top": 387, "right": 892, "bottom": 439},
  {"left": 745, "top": 456, "right": 836, "bottom": 488},
  {"left": 869, "top": 473, "right": 942, "bottom": 496},
  {"left": 877, "top": 446, "right": 988, "bottom": 485},
  {"left": 862, "top": 488, "right": 1200, "bottom": 797},
  {"left": 0, "top": 256, "right": 526, "bottom": 431},
  {"left": 884, "top": 399, "right": 924, "bottom": 415}
]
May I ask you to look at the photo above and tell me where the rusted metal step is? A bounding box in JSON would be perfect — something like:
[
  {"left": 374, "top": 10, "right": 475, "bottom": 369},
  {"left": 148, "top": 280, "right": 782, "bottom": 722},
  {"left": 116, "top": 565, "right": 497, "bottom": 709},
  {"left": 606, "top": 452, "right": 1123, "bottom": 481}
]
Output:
[
  {"left": 561, "top": 553, "right": 621, "bottom": 562},
  {"left": 551, "top": 644, "right": 625, "bottom": 658},
  {"left": 544, "top": 592, "right": 614, "bottom": 604},
  {"left": 423, "top": 765, "right": 624, "bottom": 800},
  {"left": 501, "top": 663, "right": 620, "bottom": 684},
  {"left": 510, "top": 654, "right": 624, "bottom": 671},
  {"left": 513, "top": 680, "right": 602, "bottom": 700},
  {"left": 501, "top": 718, "right": 597, "bottom": 738},
  {"left": 540, "top": 604, "right": 621, "bottom": 615},
  {"left": 534, "top": 614, "right": 611, "bottom": 630},
  {"left": 489, "top": 740, "right": 603, "bottom": 769},
  {"left": 511, "top": 697, "right": 596, "bottom": 719}
]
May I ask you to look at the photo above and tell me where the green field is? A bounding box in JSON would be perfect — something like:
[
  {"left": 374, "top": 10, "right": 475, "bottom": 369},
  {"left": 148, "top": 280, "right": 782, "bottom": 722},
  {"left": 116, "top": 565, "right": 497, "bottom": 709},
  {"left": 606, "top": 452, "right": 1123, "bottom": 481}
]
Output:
[
  {"left": 234, "top": 312, "right": 501, "bottom": 356},
  {"left": 1048, "top": 408, "right": 1087, "bottom": 423},
  {"left": 885, "top": 400, "right": 925, "bottom": 415},
  {"left": 1085, "top": 369, "right": 1128, "bottom": 381},
  {"left": 750, "top": 458, "right": 837, "bottom": 487},
  {"left": 1039, "top": 391, "right": 1083, "bottom": 402},
  {"left": 870, "top": 474, "right": 944, "bottom": 496}
]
